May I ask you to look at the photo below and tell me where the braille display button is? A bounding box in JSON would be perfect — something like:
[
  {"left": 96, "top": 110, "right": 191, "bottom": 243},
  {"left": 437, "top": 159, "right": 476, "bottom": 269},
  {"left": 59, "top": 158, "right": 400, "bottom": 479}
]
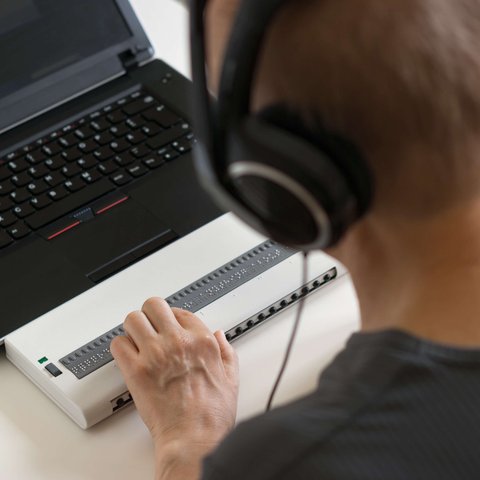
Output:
[{"left": 45, "top": 363, "right": 63, "bottom": 377}]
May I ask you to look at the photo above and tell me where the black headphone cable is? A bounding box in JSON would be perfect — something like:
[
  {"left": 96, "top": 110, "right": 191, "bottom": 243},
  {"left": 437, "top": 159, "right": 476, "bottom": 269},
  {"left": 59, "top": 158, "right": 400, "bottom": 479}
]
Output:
[{"left": 266, "top": 251, "right": 309, "bottom": 412}]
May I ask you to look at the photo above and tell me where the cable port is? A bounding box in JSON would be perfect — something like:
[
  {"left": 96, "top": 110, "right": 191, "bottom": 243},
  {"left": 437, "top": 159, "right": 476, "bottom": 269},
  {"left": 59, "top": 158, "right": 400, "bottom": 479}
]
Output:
[{"left": 111, "top": 391, "right": 133, "bottom": 412}]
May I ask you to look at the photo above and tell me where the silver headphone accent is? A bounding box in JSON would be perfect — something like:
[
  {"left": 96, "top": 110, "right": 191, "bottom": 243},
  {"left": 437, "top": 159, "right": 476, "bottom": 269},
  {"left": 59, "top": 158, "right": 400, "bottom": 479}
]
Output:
[{"left": 228, "top": 161, "right": 332, "bottom": 247}]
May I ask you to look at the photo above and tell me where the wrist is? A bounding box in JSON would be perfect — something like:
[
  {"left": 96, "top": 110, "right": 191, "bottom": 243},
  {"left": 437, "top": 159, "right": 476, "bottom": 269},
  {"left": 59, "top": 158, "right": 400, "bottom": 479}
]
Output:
[{"left": 154, "top": 439, "right": 212, "bottom": 480}]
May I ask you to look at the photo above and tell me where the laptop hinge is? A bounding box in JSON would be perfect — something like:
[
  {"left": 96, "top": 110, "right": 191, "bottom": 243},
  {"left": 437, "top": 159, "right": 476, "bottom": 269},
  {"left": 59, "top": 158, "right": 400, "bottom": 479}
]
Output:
[{"left": 119, "top": 47, "right": 149, "bottom": 72}]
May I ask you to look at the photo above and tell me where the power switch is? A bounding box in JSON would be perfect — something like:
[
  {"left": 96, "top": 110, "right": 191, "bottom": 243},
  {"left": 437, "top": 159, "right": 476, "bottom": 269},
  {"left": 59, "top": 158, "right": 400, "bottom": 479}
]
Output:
[{"left": 45, "top": 363, "right": 63, "bottom": 377}]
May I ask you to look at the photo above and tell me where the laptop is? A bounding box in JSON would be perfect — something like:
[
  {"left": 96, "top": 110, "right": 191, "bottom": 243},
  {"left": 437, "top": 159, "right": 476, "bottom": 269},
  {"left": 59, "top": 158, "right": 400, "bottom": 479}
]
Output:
[
  {"left": 0, "top": 0, "right": 222, "bottom": 342},
  {"left": 1, "top": 0, "right": 344, "bottom": 428}
]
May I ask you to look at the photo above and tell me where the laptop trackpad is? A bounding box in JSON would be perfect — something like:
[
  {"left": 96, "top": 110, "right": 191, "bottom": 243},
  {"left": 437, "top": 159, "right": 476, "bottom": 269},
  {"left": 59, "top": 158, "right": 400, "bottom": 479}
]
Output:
[{"left": 53, "top": 199, "right": 176, "bottom": 282}]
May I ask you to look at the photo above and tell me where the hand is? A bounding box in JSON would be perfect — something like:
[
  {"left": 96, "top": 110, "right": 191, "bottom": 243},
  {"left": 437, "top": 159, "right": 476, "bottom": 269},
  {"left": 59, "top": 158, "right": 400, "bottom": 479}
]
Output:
[{"left": 110, "top": 298, "right": 239, "bottom": 480}]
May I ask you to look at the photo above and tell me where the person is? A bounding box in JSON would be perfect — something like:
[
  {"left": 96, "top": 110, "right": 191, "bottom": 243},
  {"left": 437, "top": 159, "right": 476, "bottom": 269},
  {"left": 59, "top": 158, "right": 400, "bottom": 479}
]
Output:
[{"left": 110, "top": 0, "right": 480, "bottom": 478}]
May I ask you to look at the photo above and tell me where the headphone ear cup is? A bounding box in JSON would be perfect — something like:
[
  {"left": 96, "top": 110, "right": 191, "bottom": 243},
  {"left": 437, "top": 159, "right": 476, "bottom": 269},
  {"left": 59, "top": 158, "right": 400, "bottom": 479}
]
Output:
[
  {"left": 255, "top": 105, "right": 372, "bottom": 216},
  {"left": 224, "top": 105, "right": 372, "bottom": 248}
]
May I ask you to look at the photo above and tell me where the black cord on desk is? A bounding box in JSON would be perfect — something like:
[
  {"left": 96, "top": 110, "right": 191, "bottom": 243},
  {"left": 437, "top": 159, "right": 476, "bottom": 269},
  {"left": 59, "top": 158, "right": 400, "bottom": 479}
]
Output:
[{"left": 266, "top": 252, "right": 309, "bottom": 412}]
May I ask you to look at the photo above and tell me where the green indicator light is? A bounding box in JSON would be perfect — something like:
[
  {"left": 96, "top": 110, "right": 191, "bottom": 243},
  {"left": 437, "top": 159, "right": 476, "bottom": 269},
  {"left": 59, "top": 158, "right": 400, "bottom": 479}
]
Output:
[{"left": 38, "top": 356, "right": 48, "bottom": 365}]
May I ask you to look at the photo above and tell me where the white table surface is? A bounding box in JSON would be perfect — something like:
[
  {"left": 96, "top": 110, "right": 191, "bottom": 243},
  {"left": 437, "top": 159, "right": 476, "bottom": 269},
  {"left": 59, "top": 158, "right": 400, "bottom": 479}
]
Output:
[{"left": 0, "top": 2, "right": 360, "bottom": 479}]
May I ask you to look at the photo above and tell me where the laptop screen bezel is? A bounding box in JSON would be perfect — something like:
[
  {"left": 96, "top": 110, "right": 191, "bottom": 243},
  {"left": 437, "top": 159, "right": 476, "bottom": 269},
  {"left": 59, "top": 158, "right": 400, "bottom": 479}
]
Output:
[{"left": 0, "top": 0, "right": 154, "bottom": 136}]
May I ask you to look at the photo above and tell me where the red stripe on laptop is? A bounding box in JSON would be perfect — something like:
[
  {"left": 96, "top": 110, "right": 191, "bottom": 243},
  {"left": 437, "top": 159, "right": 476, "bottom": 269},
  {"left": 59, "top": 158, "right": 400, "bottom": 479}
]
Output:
[
  {"left": 47, "top": 221, "right": 81, "bottom": 240},
  {"left": 95, "top": 196, "right": 129, "bottom": 215}
]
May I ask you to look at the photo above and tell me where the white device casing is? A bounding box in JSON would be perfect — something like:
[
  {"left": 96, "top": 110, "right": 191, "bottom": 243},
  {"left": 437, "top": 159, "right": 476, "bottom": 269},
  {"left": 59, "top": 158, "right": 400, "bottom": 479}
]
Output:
[{"left": 5, "top": 214, "right": 345, "bottom": 429}]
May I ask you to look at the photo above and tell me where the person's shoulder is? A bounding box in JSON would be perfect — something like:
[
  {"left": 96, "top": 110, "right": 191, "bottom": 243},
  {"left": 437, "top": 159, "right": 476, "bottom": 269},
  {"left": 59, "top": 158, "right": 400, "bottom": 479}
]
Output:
[{"left": 202, "top": 390, "right": 349, "bottom": 480}]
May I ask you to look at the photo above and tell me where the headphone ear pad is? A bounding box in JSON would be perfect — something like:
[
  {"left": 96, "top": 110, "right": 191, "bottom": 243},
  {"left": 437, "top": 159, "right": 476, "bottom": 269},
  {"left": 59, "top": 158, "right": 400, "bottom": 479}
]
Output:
[{"left": 255, "top": 105, "right": 372, "bottom": 216}]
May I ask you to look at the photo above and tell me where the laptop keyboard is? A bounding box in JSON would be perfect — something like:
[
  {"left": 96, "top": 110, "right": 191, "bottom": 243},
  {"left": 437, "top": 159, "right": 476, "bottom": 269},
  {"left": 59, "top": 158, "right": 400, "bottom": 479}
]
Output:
[{"left": 0, "top": 90, "right": 194, "bottom": 250}]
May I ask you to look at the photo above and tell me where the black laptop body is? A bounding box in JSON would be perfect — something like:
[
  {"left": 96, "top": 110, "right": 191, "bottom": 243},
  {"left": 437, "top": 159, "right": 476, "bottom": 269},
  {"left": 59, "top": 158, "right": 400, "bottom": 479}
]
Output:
[{"left": 0, "top": 0, "right": 221, "bottom": 341}]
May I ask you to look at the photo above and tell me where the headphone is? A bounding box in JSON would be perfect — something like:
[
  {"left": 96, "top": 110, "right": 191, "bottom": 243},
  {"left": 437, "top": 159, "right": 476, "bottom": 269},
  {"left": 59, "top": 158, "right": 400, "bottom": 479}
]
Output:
[{"left": 190, "top": 0, "right": 373, "bottom": 251}]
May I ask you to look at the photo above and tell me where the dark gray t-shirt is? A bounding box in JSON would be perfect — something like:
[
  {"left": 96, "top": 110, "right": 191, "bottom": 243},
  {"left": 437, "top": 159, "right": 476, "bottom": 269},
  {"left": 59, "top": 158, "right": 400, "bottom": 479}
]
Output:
[{"left": 202, "top": 330, "right": 480, "bottom": 479}]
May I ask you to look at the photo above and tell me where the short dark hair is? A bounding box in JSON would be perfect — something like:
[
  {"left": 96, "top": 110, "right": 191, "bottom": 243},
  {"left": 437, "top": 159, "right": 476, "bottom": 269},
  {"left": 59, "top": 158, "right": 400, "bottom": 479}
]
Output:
[{"left": 257, "top": 0, "right": 480, "bottom": 216}]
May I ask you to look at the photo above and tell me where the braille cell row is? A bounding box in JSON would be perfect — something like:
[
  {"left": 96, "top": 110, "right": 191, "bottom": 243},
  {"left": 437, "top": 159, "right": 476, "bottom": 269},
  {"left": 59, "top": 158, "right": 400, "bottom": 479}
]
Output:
[{"left": 59, "top": 241, "right": 295, "bottom": 379}]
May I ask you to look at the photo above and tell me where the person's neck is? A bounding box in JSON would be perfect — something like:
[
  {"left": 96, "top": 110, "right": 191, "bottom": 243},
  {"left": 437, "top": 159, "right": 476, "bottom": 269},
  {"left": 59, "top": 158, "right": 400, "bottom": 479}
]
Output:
[{"left": 332, "top": 199, "right": 480, "bottom": 347}]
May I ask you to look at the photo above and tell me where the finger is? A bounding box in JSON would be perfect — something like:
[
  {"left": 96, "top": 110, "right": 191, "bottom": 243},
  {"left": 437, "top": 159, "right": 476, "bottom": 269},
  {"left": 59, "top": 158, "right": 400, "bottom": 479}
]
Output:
[
  {"left": 214, "top": 330, "right": 239, "bottom": 380},
  {"left": 123, "top": 310, "right": 157, "bottom": 349},
  {"left": 141, "top": 297, "right": 180, "bottom": 334},
  {"left": 110, "top": 335, "right": 138, "bottom": 373},
  {"left": 171, "top": 308, "right": 210, "bottom": 334}
]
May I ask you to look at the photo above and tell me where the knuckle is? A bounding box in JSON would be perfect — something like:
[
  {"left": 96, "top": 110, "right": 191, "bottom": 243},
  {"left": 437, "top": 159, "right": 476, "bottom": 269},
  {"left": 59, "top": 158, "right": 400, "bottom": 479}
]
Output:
[{"left": 196, "top": 333, "right": 218, "bottom": 351}]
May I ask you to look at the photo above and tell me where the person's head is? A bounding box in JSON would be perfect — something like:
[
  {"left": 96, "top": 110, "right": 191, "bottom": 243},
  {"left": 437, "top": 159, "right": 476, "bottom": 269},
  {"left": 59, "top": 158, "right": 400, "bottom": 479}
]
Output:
[{"left": 207, "top": 0, "right": 480, "bottom": 227}]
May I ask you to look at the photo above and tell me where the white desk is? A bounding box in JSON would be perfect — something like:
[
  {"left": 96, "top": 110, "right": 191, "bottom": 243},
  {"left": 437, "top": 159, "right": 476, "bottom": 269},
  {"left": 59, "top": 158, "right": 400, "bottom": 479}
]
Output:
[{"left": 0, "top": 2, "right": 360, "bottom": 479}]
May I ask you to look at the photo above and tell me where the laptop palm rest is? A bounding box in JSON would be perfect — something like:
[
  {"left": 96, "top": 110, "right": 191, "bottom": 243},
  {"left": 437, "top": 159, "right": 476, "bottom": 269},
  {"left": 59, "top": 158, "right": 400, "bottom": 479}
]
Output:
[{"left": 51, "top": 198, "right": 175, "bottom": 279}]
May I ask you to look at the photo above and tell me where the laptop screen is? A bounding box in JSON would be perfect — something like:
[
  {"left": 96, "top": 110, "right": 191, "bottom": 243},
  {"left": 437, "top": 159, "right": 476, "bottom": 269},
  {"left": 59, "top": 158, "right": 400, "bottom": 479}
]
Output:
[{"left": 0, "top": 0, "right": 132, "bottom": 100}]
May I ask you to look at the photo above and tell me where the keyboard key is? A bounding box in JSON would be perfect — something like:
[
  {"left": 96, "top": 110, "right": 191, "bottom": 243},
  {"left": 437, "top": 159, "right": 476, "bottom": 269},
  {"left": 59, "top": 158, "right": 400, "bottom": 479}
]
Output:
[
  {"left": 130, "top": 145, "right": 151, "bottom": 159},
  {"left": 0, "top": 230, "right": 13, "bottom": 249},
  {"left": 0, "top": 211, "right": 17, "bottom": 228},
  {"left": 94, "top": 132, "right": 115, "bottom": 146},
  {"left": 31, "top": 194, "right": 53, "bottom": 210},
  {"left": 8, "top": 222, "right": 31, "bottom": 240},
  {"left": 81, "top": 169, "right": 102, "bottom": 184},
  {"left": 26, "top": 150, "right": 47, "bottom": 165},
  {"left": 62, "top": 149, "right": 82, "bottom": 162},
  {"left": 172, "top": 137, "right": 194, "bottom": 154},
  {"left": 93, "top": 146, "right": 115, "bottom": 161},
  {"left": 12, "top": 202, "right": 35, "bottom": 219},
  {"left": 0, "top": 166, "right": 10, "bottom": 181},
  {"left": 48, "top": 187, "right": 69, "bottom": 202},
  {"left": 27, "top": 179, "right": 49, "bottom": 195},
  {"left": 143, "top": 105, "right": 180, "bottom": 128},
  {"left": 146, "top": 124, "right": 190, "bottom": 150},
  {"left": 26, "top": 178, "right": 114, "bottom": 230},
  {"left": 97, "top": 160, "right": 118, "bottom": 175},
  {"left": 77, "top": 157, "right": 98, "bottom": 170},
  {"left": 114, "top": 153, "right": 135, "bottom": 167},
  {"left": 0, "top": 197, "right": 14, "bottom": 212},
  {"left": 90, "top": 119, "right": 110, "bottom": 132},
  {"left": 110, "top": 139, "right": 130, "bottom": 153},
  {"left": 42, "top": 143, "right": 62, "bottom": 157},
  {"left": 122, "top": 97, "right": 155, "bottom": 116},
  {"left": 111, "top": 171, "right": 132, "bottom": 186},
  {"left": 45, "top": 156, "right": 66, "bottom": 170},
  {"left": 142, "top": 122, "right": 162, "bottom": 137},
  {"left": 11, "top": 172, "right": 32, "bottom": 187},
  {"left": 28, "top": 164, "right": 50, "bottom": 179},
  {"left": 75, "top": 126, "right": 95, "bottom": 140},
  {"left": 78, "top": 140, "right": 97, "bottom": 154},
  {"left": 58, "top": 133, "right": 79, "bottom": 148},
  {"left": 10, "top": 188, "right": 31, "bottom": 204},
  {"left": 45, "top": 172, "right": 66, "bottom": 187},
  {"left": 143, "top": 155, "right": 165, "bottom": 170},
  {"left": 0, "top": 181, "right": 15, "bottom": 196},
  {"left": 110, "top": 124, "right": 130, "bottom": 138},
  {"left": 107, "top": 111, "right": 127, "bottom": 124},
  {"left": 126, "top": 116, "right": 143, "bottom": 130},
  {"left": 4, "top": 151, "right": 18, "bottom": 162},
  {"left": 8, "top": 158, "right": 29, "bottom": 173},
  {"left": 160, "top": 148, "right": 180, "bottom": 162},
  {"left": 128, "top": 163, "right": 148, "bottom": 178},
  {"left": 61, "top": 164, "right": 82, "bottom": 178},
  {"left": 64, "top": 177, "right": 86, "bottom": 193},
  {"left": 126, "top": 131, "right": 147, "bottom": 145}
]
